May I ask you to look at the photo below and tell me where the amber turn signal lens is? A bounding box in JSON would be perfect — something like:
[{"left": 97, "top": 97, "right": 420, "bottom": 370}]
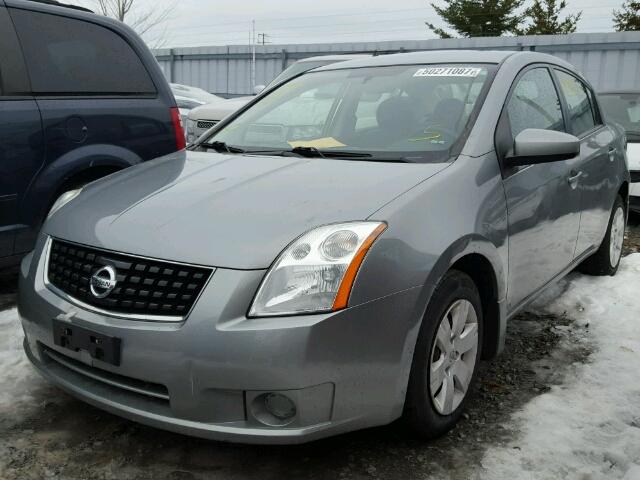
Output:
[{"left": 332, "top": 223, "right": 387, "bottom": 310}]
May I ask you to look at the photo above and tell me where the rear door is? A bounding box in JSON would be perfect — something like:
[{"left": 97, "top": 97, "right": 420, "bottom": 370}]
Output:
[
  {"left": 0, "top": 6, "right": 43, "bottom": 258},
  {"left": 498, "top": 66, "right": 582, "bottom": 311},
  {"left": 553, "top": 69, "right": 620, "bottom": 256}
]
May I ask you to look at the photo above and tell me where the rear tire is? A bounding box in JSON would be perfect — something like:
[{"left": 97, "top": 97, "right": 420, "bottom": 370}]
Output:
[
  {"left": 579, "top": 195, "right": 626, "bottom": 276},
  {"left": 404, "top": 270, "right": 483, "bottom": 440}
]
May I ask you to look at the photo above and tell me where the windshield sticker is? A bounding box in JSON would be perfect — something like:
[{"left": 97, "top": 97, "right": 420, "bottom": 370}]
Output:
[
  {"left": 414, "top": 67, "right": 482, "bottom": 78},
  {"left": 288, "top": 137, "right": 347, "bottom": 149}
]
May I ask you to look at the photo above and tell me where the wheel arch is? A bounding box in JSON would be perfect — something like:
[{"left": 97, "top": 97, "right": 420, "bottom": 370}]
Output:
[
  {"left": 417, "top": 235, "right": 508, "bottom": 361},
  {"left": 14, "top": 145, "right": 142, "bottom": 254}
]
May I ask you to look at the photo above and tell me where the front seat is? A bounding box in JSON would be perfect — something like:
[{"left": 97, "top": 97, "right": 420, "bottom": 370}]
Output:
[
  {"left": 358, "top": 96, "right": 420, "bottom": 146},
  {"left": 430, "top": 98, "right": 465, "bottom": 133}
]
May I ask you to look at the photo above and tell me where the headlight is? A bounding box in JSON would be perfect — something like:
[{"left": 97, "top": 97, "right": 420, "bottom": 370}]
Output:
[
  {"left": 186, "top": 118, "right": 197, "bottom": 144},
  {"left": 47, "top": 188, "right": 83, "bottom": 220},
  {"left": 249, "top": 222, "right": 387, "bottom": 317}
]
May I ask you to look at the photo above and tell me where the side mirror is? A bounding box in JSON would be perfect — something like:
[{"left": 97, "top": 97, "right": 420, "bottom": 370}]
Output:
[
  {"left": 253, "top": 85, "right": 266, "bottom": 95},
  {"left": 505, "top": 129, "right": 580, "bottom": 167}
]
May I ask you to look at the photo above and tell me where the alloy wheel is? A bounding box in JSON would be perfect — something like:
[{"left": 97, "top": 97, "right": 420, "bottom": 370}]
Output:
[
  {"left": 429, "top": 299, "right": 479, "bottom": 416},
  {"left": 609, "top": 206, "right": 625, "bottom": 268}
]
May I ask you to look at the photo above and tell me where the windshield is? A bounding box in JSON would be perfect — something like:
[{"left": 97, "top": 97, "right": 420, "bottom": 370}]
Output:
[
  {"left": 599, "top": 93, "right": 640, "bottom": 139},
  {"left": 205, "top": 64, "right": 493, "bottom": 162}
]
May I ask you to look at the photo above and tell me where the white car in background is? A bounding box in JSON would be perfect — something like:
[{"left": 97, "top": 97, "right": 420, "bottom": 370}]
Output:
[
  {"left": 185, "top": 54, "right": 371, "bottom": 144},
  {"left": 171, "top": 83, "right": 223, "bottom": 128},
  {"left": 599, "top": 91, "right": 640, "bottom": 212}
]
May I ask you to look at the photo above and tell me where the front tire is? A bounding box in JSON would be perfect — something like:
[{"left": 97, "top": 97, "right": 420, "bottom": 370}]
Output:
[
  {"left": 579, "top": 195, "right": 626, "bottom": 276},
  {"left": 404, "top": 270, "right": 483, "bottom": 439}
]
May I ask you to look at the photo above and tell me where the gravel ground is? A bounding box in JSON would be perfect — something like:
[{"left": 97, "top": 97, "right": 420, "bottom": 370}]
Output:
[{"left": 0, "top": 215, "right": 638, "bottom": 480}]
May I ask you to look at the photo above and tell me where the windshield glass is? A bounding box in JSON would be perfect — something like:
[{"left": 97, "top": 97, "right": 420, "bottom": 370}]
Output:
[
  {"left": 206, "top": 64, "right": 493, "bottom": 162},
  {"left": 599, "top": 93, "right": 640, "bottom": 138}
]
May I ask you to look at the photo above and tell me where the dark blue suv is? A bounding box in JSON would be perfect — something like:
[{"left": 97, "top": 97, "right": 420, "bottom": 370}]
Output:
[{"left": 0, "top": 0, "right": 185, "bottom": 268}]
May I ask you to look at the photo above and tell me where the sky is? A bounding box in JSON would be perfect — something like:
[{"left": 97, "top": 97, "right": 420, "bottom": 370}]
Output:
[{"left": 77, "top": 0, "right": 628, "bottom": 48}]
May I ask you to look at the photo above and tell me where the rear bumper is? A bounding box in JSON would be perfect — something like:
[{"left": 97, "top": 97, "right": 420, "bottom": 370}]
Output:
[{"left": 19, "top": 235, "right": 423, "bottom": 444}]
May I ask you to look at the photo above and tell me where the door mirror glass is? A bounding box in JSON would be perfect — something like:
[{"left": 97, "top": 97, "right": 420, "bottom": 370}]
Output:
[{"left": 506, "top": 128, "right": 580, "bottom": 167}]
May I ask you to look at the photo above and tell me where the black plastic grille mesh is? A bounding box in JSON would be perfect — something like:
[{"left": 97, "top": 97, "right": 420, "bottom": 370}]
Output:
[
  {"left": 197, "top": 120, "right": 218, "bottom": 129},
  {"left": 47, "top": 239, "right": 213, "bottom": 318}
]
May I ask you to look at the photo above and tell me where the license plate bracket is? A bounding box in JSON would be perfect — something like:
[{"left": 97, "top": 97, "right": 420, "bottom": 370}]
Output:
[{"left": 52, "top": 320, "right": 121, "bottom": 366}]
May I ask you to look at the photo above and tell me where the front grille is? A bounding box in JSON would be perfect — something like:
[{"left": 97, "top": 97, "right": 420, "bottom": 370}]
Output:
[
  {"left": 197, "top": 120, "right": 218, "bottom": 130},
  {"left": 47, "top": 239, "right": 213, "bottom": 319}
]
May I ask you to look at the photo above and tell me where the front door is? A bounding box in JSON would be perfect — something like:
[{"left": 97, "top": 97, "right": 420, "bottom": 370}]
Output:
[{"left": 500, "top": 67, "right": 582, "bottom": 311}]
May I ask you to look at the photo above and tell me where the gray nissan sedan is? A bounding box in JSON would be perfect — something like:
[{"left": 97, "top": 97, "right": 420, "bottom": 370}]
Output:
[{"left": 19, "top": 51, "right": 629, "bottom": 444}]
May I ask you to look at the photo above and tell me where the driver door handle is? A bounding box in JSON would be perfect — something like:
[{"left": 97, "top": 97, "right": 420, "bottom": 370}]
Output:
[{"left": 567, "top": 170, "right": 583, "bottom": 186}]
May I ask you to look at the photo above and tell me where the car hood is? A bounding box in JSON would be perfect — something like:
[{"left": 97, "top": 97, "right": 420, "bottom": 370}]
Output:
[
  {"left": 188, "top": 97, "right": 253, "bottom": 122},
  {"left": 45, "top": 151, "right": 449, "bottom": 269}
]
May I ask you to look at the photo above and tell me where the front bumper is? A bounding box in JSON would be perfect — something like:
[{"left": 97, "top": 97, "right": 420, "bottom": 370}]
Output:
[
  {"left": 630, "top": 175, "right": 640, "bottom": 212},
  {"left": 19, "top": 236, "right": 423, "bottom": 444}
]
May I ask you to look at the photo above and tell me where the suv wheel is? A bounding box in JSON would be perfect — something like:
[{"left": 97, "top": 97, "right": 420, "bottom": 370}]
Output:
[
  {"left": 404, "top": 270, "right": 483, "bottom": 439},
  {"left": 579, "top": 195, "right": 626, "bottom": 276}
]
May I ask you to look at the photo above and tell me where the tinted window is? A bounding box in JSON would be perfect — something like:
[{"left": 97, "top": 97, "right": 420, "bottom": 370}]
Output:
[
  {"left": 555, "top": 70, "right": 597, "bottom": 136},
  {"left": 0, "top": 8, "right": 30, "bottom": 95},
  {"left": 507, "top": 68, "right": 564, "bottom": 140},
  {"left": 11, "top": 9, "right": 155, "bottom": 95}
]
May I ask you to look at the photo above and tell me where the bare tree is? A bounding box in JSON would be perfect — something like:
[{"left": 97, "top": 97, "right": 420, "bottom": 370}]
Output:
[{"left": 91, "top": 0, "right": 175, "bottom": 47}]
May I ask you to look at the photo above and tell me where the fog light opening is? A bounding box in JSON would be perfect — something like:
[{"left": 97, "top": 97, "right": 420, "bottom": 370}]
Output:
[{"left": 250, "top": 393, "right": 297, "bottom": 427}]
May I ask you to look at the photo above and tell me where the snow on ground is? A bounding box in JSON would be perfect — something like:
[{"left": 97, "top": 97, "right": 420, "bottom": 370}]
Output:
[
  {"left": 481, "top": 254, "right": 640, "bottom": 480},
  {"left": 0, "top": 307, "right": 43, "bottom": 423}
]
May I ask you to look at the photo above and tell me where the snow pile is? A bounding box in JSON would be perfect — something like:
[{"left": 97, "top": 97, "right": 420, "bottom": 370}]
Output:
[
  {"left": 481, "top": 254, "right": 640, "bottom": 480},
  {"left": 0, "top": 308, "right": 44, "bottom": 422}
]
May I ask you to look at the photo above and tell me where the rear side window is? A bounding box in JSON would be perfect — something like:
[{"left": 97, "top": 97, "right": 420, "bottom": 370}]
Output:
[
  {"left": 10, "top": 9, "right": 156, "bottom": 95},
  {"left": 0, "top": 7, "right": 30, "bottom": 96},
  {"left": 506, "top": 68, "right": 564, "bottom": 140},
  {"left": 555, "top": 70, "right": 597, "bottom": 137}
]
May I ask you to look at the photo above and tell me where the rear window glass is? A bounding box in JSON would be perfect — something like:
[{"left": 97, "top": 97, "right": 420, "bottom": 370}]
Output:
[{"left": 10, "top": 9, "right": 156, "bottom": 95}]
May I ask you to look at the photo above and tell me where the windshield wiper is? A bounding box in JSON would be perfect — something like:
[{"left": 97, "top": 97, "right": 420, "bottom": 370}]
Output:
[
  {"left": 198, "top": 141, "right": 245, "bottom": 154},
  {"left": 286, "top": 147, "right": 374, "bottom": 159}
]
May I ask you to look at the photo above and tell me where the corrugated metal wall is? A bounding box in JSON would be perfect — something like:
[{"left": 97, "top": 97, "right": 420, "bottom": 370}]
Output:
[{"left": 154, "top": 32, "right": 640, "bottom": 96}]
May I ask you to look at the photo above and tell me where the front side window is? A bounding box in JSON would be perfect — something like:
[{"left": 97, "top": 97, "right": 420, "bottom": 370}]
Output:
[
  {"left": 506, "top": 68, "right": 564, "bottom": 141},
  {"left": 555, "top": 70, "right": 597, "bottom": 137},
  {"left": 207, "top": 64, "right": 494, "bottom": 162},
  {"left": 11, "top": 9, "right": 156, "bottom": 95}
]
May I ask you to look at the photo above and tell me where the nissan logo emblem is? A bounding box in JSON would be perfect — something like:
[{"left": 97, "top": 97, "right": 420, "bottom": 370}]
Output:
[{"left": 90, "top": 265, "right": 117, "bottom": 299}]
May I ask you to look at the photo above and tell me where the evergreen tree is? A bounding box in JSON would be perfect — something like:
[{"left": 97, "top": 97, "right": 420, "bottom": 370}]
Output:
[
  {"left": 516, "top": 0, "right": 581, "bottom": 35},
  {"left": 613, "top": 1, "right": 640, "bottom": 32},
  {"left": 426, "top": 0, "right": 525, "bottom": 38}
]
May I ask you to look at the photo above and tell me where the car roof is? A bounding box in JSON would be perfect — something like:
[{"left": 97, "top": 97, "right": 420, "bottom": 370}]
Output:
[
  {"left": 313, "top": 50, "right": 562, "bottom": 72},
  {"left": 297, "top": 54, "right": 372, "bottom": 63},
  {"left": 22, "top": 0, "right": 93, "bottom": 13}
]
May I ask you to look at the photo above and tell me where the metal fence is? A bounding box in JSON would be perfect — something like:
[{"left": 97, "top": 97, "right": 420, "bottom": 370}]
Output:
[{"left": 153, "top": 31, "right": 640, "bottom": 96}]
